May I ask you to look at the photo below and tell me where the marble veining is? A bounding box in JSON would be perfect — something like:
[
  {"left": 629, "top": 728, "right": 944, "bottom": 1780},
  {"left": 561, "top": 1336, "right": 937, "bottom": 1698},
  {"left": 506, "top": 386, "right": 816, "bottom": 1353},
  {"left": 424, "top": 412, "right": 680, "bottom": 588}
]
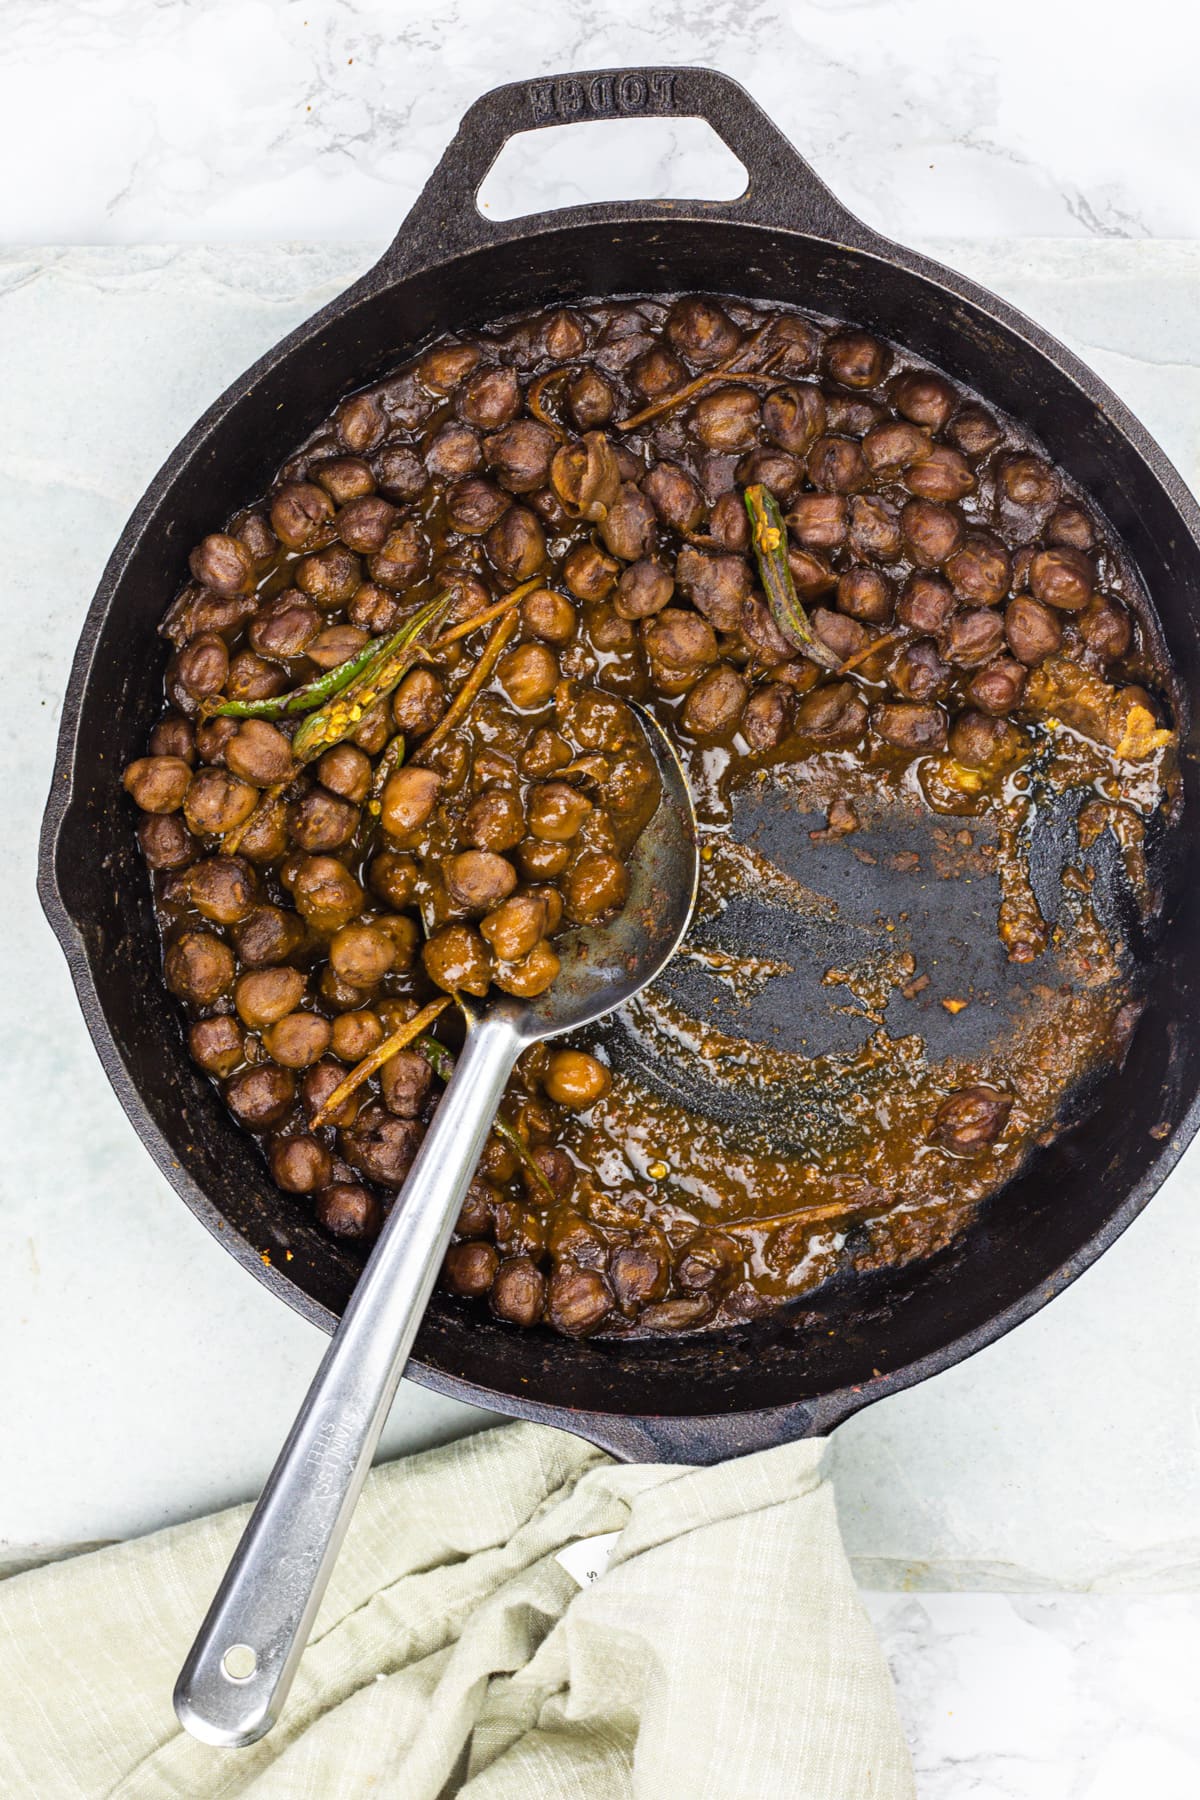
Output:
[
  {"left": 867, "top": 1593, "right": 1200, "bottom": 1797},
  {"left": 1, "top": 1, "right": 1199, "bottom": 245}
]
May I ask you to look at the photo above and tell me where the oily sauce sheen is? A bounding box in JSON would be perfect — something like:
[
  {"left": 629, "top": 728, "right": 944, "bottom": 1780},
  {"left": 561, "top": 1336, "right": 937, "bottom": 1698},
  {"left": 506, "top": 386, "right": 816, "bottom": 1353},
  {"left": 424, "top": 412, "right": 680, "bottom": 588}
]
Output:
[{"left": 123, "top": 293, "right": 1178, "bottom": 1340}]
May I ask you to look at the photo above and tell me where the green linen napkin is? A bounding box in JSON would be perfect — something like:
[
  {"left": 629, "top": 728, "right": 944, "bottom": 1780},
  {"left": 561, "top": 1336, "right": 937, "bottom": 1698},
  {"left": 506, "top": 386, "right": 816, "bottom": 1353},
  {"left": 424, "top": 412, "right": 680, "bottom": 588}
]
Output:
[{"left": 0, "top": 1420, "right": 913, "bottom": 1798}]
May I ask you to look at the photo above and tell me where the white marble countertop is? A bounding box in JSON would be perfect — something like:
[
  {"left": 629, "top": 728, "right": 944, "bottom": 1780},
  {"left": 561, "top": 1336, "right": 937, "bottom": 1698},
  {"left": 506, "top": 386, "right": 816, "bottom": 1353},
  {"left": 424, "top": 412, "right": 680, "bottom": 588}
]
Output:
[{"left": 5, "top": 9, "right": 1200, "bottom": 1788}]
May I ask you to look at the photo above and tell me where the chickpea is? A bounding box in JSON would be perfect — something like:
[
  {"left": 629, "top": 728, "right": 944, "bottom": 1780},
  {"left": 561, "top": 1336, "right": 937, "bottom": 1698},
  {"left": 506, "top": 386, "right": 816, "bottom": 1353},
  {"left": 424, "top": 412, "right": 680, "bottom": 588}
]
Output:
[
  {"left": 319, "top": 964, "right": 370, "bottom": 1013},
  {"left": 446, "top": 850, "right": 518, "bottom": 913},
  {"left": 305, "top": 626, "right": 369, "bottom": 670},
  {"left": 497, "top": 642, "right": 559, "bottom": 710},
  {"left": 138, "top": 813, "right": 196, "bottom": 870},
  {"left": 419, "top": 341, "right": 480, "bottom": 392},
  {"left": 901, "top": 499, "right": 964, "bottom": 568},
  {"left": 485, "top": 507, "right": 547, "bottom": 581},
  {"left": 269, "top": 1134, "right": 333, "bottom": 1194},
  {"left": 325, "top": 1011, "right": 380, "bottom": 1064},
  {"left": 491, "top": 1257, "right": 547, "bottom": 1327},
  {"left": 546, "top": 1265, "right": 613, "bottom": 1337},
  {"left": 463, "top": 787, "right": 525, "bottom": 852},
  {"left": 123, "top": 755, "right": 192, "bottom": 814},
  {"left": 172, "top": 634, "right": 230, "bottom": 706},
  {"left": 891, "top": 369, "right": 957, "bottom": 430},
  {"left": 372, "top": 445, "right": 426, "bottom": 502},
  {"left": 291, "top": 856, "right": 364, "bottom": 932},
  {"left": 225, "top": 1064, "right": 296, "bottom": 1132},
  {"left": 423, "top": 924, "right": 493, "bottom": 997},
  {"left": 188, "top": 1015, "right": 245, "bottom": 1077},
  {"left": 316, "top": 1183, "right": 382, "bottom": 1242},
  {"left": 480, "top": 893, "right": 548, "bottom": 962},
  {"left": 1029, "top": 546, "right": 1094, "bottom": 612},
  {"left": 837, "top": 567, "right": 893, "bottom": 624},
  {"left": 682, "top": 664, "right": 749, "bottom": 739},
  {"left": 825, "top": 330, "right": 889, "bottom": 388},
  {"left": 480, "top": 1135, "right": 519, "bottom": 1184},
  {"left": 568, "top": 366, "right": 615, "bottom": 429},
  {"left": 164, "top": 931, "right": 234, "bottom": 1006},
  {"left": 521, "top": 588, "right": 576, "bottom": 644},
  {"left": 270, "top": 481, "right": 333, "bottom": 550},
  {"left": 313, "top": 455, "right": 375, "bottom": 503},
  {"left": 458, "top": 366, "right": 520, "bottom": 429},
  {"left": 149, "top": 715, "right": 195, "bottom": 763},
  {"left": 391, "top": 668, "right": 445, "bottom": 737},
  {"left": 183, "top": 768, "right": 258, "bottom": 838},
  {"left": 376, "top": 913, "right": 419, "bottom": 971},
  {"left": 235, "top": 966, "right": 307, "bottom": 1030},
  {"left": 517, "top": 837, "right": 571, "bottom": 880},
  {"left": 226, "top": 720, "right": 294, "bottom": 786},
  {"left": 233, "top": 904, "right": 304, "bottom": 968},
  {"left": 527, "top": 781, "right": 592, "bottom": 842},
  {"left": 316, "top": 743, "right": 372, "bottom": 804},
  {"left": 335, "top": 391, "right": 385, "bottom": 454},
  {"left": 351, "top": 699, "right": 391, "bottom": 756},
  {"left": 873, "top": 701, "right": 947, "bottom": 751},
  {"left": 762, "top": 383, "right": 825, "bottom": 455},
  {"left": 369, "top": 850, "right": 418, "bottom": 908},
  {"left": 444, "top": 1241, "right": 500, "bottom": 1298},
  {"left": 369, "top": 521, "right": 428, "bottom": 591},
  {"left": 947, "top": 404, "right": 1002, "bottom": 457},
  {"left": 188, "top": 856, "right": 256, "bottom": 926},
  {"left": 643, "top": 462, "right": 704, "bottom": 534},
  {"left": 544, "top": 1049, "right": 611, "bottom": 1108},
  {"left": 381, "top": 766, "right": 441, "bottom": 837},
  {"left": 263, "top": 1010, "right": 333, "bottom": 1068},
  {"left": 287, "top": 788, "right": 359, "bottom": 853},
  {"left": 484, "top": 419, "right": 556, "bottom": 493},
  {"left": 379, "top": 1049, "right": 433, "bottom": 1118},
  {"left": 609, "top": 1237, "right": 670, "bottom": 1312},
  {"left": 189, "top": 532, "right": 254, "bottom": 596},
  {"left": 330, "top": 921, "right": 395, "bottom": 987},
  {"left": 666, "top": 295, "right": 741, "bottom": 364},
  {"left": 249, "top": 593, "right": 320, "bottom": 661},
  {"left": 494, "top": 941, "right": 561, "bottom": 997},
  {"left": 562, "top": 850, "right": 628, "bottom": 924},
  {"left": 930, "top": 1085, "right": 1012, "bottom": 1155},
  {"left": 297, "top": 1059, "right": 356, "bottom": 1130}
]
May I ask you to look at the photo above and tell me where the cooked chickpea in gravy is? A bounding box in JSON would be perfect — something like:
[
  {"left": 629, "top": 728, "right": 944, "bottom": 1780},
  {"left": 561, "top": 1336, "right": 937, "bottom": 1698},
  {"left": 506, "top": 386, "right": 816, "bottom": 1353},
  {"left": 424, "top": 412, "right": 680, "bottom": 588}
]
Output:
[{"left": 126, "top": 294, "right": 1177, "bottom": 1338}]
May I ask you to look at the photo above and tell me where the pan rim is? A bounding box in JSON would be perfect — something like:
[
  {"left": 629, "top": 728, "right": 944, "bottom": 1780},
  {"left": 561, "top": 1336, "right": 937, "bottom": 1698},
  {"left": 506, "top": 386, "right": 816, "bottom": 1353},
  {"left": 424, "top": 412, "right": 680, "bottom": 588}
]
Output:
[{"left": 39, "top": 212, "right": 1200, "bottom": 1456}]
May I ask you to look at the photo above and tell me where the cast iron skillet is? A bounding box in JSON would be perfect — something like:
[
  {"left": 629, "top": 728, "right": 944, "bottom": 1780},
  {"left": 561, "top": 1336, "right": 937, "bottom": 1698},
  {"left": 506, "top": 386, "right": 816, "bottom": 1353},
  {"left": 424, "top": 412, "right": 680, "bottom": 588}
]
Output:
[{"left": 39, "top": 65, "right": 1200, "bottom": 1463}]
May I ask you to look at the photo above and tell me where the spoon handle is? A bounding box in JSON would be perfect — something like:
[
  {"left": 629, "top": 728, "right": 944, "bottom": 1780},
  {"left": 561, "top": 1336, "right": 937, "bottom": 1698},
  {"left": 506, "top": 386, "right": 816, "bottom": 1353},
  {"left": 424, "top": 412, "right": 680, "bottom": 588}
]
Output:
[{"left": 173, "top": 1004, "right": 527, "bottom": 1747}]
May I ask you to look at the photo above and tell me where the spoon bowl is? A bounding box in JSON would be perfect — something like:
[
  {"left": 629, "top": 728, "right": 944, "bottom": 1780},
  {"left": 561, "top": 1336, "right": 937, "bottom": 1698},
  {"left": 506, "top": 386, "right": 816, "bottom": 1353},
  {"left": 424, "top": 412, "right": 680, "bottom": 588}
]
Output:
[
  {"left": 175, "top": 699, "right": 699, "bottom": 1748},
  {"left": 498, "top": 700, "right": 699, "bottom": 1039}
]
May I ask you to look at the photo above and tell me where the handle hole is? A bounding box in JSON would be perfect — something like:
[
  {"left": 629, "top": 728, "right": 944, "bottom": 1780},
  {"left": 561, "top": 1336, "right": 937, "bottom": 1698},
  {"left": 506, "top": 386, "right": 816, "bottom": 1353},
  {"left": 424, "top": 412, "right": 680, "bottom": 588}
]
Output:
[
  {"left": 476, "top": 118, "right": 748, "bottom": 222},
  {"left": 221, "top": 1644, "right": 258, "bottom": 1683}
]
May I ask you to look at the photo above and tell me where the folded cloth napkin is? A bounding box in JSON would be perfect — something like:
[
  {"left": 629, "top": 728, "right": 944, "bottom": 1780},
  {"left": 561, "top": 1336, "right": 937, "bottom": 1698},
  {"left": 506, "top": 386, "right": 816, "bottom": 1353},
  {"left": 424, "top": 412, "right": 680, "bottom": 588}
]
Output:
[{"left": 0, "top": 1420, "right": 913, "bottom": 1799}]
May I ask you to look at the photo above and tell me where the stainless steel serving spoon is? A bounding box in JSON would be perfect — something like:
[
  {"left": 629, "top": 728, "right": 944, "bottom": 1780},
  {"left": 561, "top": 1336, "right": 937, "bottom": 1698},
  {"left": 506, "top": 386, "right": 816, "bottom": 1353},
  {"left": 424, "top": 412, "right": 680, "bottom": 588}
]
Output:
[{"left": 174, "top": 702, "right": 699, "bottom": 1747}]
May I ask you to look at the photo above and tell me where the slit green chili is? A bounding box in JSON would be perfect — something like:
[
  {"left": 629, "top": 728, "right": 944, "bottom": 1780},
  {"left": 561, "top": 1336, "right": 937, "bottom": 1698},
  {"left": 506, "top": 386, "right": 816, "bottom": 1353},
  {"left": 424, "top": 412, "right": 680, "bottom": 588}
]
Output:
[
  {"left": 290, "top": 591, "right": 453, "bottom": 763},
  {"left": 743, "top": 483, "right": 841, "bottom": 672}
]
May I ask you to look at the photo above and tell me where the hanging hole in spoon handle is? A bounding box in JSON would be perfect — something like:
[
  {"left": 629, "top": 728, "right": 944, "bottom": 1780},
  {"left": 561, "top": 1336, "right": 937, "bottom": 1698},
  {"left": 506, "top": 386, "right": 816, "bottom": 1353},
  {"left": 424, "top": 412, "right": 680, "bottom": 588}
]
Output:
[{"left": 383, "top": 64, "right": 881, "bottom": 275}]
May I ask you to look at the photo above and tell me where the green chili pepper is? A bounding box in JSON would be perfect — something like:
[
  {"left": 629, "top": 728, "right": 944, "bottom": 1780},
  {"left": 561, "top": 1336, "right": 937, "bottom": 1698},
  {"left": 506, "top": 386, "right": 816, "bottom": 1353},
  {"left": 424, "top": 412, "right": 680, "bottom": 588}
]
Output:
[
  {"left": 366, "top": 734, "right": 406, "bottom": 816},
  {"left": 199, "top": 632, "right": 388, "bottom": 723},
  {"left": 417, "top": 1035, "right": 455, "bottom": 1080},
  {"left": 290, "top": 591, "right": 453, "bottom": 763},
  {"left": 417, "top": 1031, "right": 555, "bottom": 1197},
  {"left": 743, "top": 484, "right": 840, "bottom": 671}
]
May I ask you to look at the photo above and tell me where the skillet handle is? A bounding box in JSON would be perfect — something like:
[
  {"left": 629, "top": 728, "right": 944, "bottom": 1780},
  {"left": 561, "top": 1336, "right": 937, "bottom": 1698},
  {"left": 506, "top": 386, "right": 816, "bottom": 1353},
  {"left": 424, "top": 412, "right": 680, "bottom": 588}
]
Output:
[{"left": 383, "top": 64, "right": 877, "bottom": 273}]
